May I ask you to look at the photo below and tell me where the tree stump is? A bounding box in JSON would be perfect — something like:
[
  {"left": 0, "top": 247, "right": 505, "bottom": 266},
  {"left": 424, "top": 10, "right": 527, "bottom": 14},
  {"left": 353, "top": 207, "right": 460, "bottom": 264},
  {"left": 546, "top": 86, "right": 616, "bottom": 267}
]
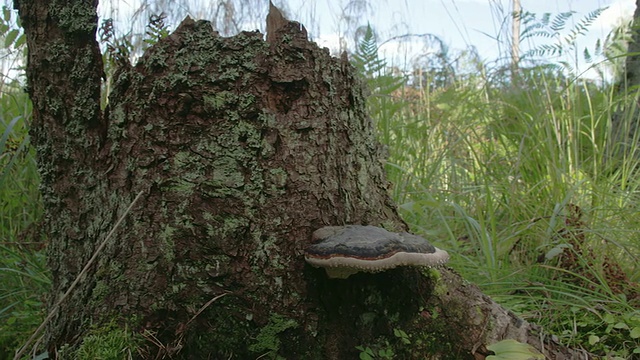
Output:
[{"left": 16, "top": 1, "right": 592, "bottom": 358}]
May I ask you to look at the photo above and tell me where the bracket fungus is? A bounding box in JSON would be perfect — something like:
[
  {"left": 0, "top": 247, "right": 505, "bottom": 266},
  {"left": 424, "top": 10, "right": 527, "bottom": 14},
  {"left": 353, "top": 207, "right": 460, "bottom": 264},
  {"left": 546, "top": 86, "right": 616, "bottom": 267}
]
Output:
[{"left": 304, "top": 225, "right": 449, "bottom": 279}]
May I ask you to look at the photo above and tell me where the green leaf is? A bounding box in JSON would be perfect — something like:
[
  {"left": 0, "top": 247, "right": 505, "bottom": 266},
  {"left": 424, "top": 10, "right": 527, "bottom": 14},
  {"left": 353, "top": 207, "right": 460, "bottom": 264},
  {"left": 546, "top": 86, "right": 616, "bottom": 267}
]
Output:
[
  {"left": 603, "top": 313, "right": 615, "bottom": 324},
  {"left": 393, "top": 328, "right": 411, "bottom": 344},
  {"left": 630, "top": 327, "right": 640, "bottom": 339},
  {"left": 486, "top": 339, "right": 545, "bottom": 360},
  {"left": 2, "top": 6, "right": 10, "bottom": 22},
  {"left": 545, "top": 244, "right": 569, "bottom": 260},
  {"left": 378, "top": 348, "right": 394, "bottom": 357},
  {"left": 357, "top": 346, "right": 374, "bottom": 360},
  {"left": 588, "top": 335, "right": 600, "bottom": 345},
  {"left": 15, "top": 33, "right": 25, "bottom": 48},
  {"left": 33, "top": 352, "right": 49, "bottom": 360},
  {"left": 5, "top": 28, "right": 18, "bottom": 48},
  {"left": 613, "top": 322, "right": 628, "bottom": 330}
]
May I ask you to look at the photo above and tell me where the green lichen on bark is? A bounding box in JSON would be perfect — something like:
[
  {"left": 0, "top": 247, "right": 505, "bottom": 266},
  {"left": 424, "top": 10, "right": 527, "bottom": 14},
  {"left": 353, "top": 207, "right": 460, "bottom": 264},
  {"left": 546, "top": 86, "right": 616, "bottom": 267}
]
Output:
[{"left": 48, "top": 0, "right": 98, "bottom": 33}]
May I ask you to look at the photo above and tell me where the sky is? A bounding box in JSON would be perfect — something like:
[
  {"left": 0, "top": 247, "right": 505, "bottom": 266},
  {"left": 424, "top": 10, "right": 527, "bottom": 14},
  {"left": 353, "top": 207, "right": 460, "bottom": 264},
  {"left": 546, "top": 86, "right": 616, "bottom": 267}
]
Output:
[{"left": 98, "top": 0, "right": 636, "bottom": 79}]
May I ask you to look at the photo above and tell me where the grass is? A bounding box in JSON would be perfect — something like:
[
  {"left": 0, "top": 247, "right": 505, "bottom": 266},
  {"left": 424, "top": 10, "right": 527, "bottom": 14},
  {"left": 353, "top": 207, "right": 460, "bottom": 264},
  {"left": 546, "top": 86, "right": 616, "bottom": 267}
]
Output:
[
  {"left": 1, "top": 4, "right": 640, "bottom": 359},
  {"left": 358, "top": 25, "right": 640, "bottom": 357},
  {"left": 0, "top": 6, "right": 48, "bottom": 358},
  {"left": 0, "top": 82, "right": 48, "bottom": 359}
]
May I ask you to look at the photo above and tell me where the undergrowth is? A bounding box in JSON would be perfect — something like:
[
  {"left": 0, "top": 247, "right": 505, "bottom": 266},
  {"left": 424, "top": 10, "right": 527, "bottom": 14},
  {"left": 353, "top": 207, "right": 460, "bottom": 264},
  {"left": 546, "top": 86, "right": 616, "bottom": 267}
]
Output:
[
  {"left": 355, "top": 15, "right": 640, "bottom": 358},
  {"left": 0, "top": 5, "right": 47, "bottom": 359}
]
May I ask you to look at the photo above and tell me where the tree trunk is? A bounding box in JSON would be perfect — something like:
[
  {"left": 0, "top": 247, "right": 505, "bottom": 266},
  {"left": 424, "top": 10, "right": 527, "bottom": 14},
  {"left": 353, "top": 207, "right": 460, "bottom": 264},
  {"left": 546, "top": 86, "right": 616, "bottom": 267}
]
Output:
[
  {"left": 609, "top": 0, "right": 640, "bottom": 161},
  {"left": 16, "top": 1, "right": 592, "bottom": 359},
  {"left": 623, "top": 0, "right": 640, "bottom": 89}
]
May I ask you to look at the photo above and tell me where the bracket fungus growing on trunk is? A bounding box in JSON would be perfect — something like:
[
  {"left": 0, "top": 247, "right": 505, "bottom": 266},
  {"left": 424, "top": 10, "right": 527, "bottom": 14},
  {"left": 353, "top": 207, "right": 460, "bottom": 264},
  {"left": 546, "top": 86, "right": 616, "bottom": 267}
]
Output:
[{"left": 304, "top": 225, "right": 449, "bottom": 279}]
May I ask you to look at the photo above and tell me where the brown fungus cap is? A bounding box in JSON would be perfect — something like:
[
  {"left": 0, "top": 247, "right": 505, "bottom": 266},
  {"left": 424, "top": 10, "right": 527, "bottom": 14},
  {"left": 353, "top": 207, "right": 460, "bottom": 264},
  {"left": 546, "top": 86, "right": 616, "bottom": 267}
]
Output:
[{"left": 304, "top": 225, "right": 449, "bottom": 279}]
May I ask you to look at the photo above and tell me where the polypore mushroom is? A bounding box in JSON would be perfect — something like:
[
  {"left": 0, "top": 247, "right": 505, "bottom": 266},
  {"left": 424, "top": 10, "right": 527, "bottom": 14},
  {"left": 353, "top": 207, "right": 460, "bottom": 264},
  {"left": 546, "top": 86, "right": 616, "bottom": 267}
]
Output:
[{"left": 304, "top": 225, "right": 449, "bottom": 279}]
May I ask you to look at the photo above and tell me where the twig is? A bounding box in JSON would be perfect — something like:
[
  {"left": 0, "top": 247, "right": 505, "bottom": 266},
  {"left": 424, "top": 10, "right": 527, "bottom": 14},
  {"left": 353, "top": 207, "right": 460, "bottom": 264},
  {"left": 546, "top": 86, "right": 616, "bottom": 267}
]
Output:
[
  {"left": 14, "top": 190, "right": 145, "bottom": 360},
  {"left": 185, "top": 292, "right": 229, "bottom": 328}
]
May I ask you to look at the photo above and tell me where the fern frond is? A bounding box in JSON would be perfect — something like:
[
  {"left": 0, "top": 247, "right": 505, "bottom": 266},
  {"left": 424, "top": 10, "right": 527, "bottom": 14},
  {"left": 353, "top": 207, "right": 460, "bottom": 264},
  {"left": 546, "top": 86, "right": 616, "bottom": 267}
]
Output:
[
  {"left": 353, "top": 23, "right": 385, "bottom": 76},
  {"left": 352, "top": 23, "right": 405, "bottom": 96},
  {"left": 584, "top": 47, "right": 592, "bottom": 64},
  {"left": 563, "top": 8, "right": 606, "bottom": 47},
  {"left": 530, "top": 43, "right": 564, "bottom": 57},
  {"left": 143, "top": 13, "right": 170, "bottom": 48},
  {"left": 550, "top": 11, "right": 575, "bottom": 32}
]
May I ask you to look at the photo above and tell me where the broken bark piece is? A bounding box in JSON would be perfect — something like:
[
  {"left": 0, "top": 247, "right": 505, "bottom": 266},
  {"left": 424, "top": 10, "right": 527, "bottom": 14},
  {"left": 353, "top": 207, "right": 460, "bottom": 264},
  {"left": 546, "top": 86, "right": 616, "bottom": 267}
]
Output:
[
  {"left": 266, "top": 0, "right": 288, "bottom": 44},
  {"left": 305, "top": 225, "right": 449, "bottom": 279}
]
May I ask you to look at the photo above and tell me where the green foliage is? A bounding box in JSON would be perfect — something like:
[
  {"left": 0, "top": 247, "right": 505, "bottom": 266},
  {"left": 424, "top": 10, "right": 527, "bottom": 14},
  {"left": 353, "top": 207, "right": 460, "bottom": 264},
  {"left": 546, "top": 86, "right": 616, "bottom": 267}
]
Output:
[
  {"left": 581, "top": 308, "right": 640, "bottom": 357},
  {"left": 59, "top": 322, "right": 142, "bottom": 360},
  {"left": 355, "top": 328, "right": 416, "bottom": 359},
  {"left": 98, "top": 12, "right": 169, "bottom": 106},
  {"left": 0, "top": 7, "right": 46, "bottom": 358},
  {"left": 248, "top": 314, "right": 298, "bottom": 359},
  {"left": 0, "top": 90, "right": 39, "bottom": 236},
  {"left": 0, "top": 5, "right": 26, "bottom": 73},
  {"left": 353, "top": 24, "right": 387, "bottom": 78},
  {"left": 143, "top": 13, "right": 170, "bottom": 48},
  {"left": 523, "top": 9, "right": 606, "bottom": 57},
  {"left": 355, "top": 343, "right": 394, "bottom": 360},
  {"left": 486, "top": 339, "right": 544, "bottom": 360},
  {"left": 356, "top": 19, "right": 640, "bottom": 359},
  {"left": 352, "top": 23, "right": 406, "bottom": 147},
  {"left": 520, "top": 8, "right": 607, "bottom": 75},
  {"left": 393, "top": 328, "right": 411, "bottom": 345},
  {"left": 0, "top": 244, "right": 48, "bottom": 359},
  {"left": 583, "top": 22, "right": 630, "bottom": 81}
]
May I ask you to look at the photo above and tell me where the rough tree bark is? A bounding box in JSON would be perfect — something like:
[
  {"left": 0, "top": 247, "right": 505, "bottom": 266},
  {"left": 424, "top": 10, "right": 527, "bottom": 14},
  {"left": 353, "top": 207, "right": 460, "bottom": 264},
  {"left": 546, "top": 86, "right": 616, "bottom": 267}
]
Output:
[
  {"left": 16, "top": 0, "right": 592, "bottom": 359},
  {"left": 621, "top": 0, "right": 640, "bottom": 89},
  {"left": 609, "top": 0, "right": 640, "bottom": 161}
]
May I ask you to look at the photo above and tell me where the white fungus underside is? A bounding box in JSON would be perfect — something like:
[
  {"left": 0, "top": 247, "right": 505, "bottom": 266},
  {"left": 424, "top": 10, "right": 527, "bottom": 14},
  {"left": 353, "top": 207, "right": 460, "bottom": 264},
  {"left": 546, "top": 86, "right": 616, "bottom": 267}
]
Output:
[{"left": 305, "top": 248, "right": 449, "bottom": 279}]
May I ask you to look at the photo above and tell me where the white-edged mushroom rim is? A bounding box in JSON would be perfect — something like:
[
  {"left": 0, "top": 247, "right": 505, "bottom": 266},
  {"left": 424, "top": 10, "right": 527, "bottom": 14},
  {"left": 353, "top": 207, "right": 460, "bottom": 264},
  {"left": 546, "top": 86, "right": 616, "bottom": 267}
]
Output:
[{"left": 305, "top": 248, "right": 449, "bottom": 271}]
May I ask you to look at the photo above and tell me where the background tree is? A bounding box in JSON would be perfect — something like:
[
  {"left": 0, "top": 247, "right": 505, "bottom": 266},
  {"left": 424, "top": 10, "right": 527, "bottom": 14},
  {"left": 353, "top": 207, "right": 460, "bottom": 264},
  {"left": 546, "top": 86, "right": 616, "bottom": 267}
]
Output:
[{"left": 608, "top": 0, "right": 640, "bottom": 164}]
